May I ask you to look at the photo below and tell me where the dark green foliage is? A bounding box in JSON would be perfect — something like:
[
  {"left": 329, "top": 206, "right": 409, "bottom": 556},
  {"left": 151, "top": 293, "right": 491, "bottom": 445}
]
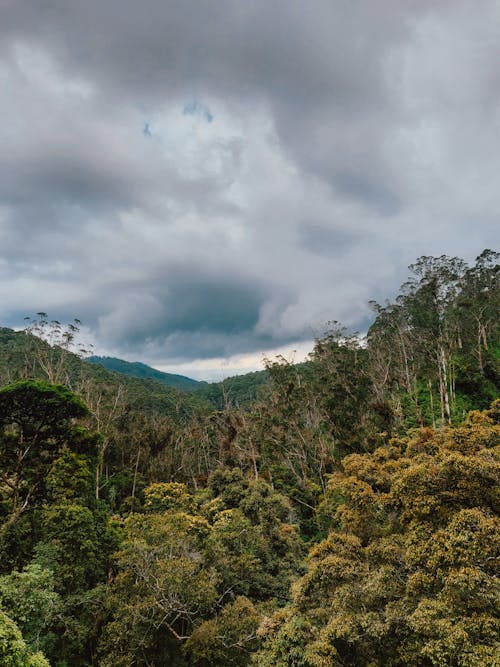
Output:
[
  {"left": 0, "top": 514, "right": 36, "bottom": 573},
  {"left": 0, "top": 564, "right": 59, "bottom": 658},
  {"left": 0, "top": 380, "right": 89, "bottom": 434},
  {"left": 0, "top": 381, "right": 99, "bottom": 543},
  {"left": 0, "top": 379, "right": 118, "bottom": 666},
  {"left": 40, "top": 504, "right": 114, "bottom": 595},
  {"left": 99, "top": 474, "right": 304, "bottom": 666},
  {"left": 194, "top": 369, "right": 270, "bottom": 409},
  {"left": 45, "top": 450, "right": 94, "bottom": 505}
]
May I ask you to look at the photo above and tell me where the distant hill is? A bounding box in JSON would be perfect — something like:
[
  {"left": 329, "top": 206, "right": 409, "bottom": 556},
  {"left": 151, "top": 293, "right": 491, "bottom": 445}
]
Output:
[
  {"left": 0, "top": 326, "right": 273, "bottom": 412},
  {"left": 0, "top": 327, "right": 212, "bottom": 422},
  {"left": 87, "top": 356, "right": 204, "bottom": 392},
  {"left": 87, "top": 355, "right": 272, "bottom": 408},
  {"left": 194, "top": 369, "right": 270, "bottom": 409}
]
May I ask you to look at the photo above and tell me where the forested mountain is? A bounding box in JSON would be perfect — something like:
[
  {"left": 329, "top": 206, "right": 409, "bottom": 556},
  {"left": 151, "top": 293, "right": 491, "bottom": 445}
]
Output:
[
  {"left": 0, "top": 326, "right": 212, "bottom": 419},
  {"left": 194, "top": 368, "right": 271, "bottom": 409},
  {"left": 0, "top": 250, "right": 498, "bottom": 666},
  {"left": 86, "top": 354, "right": 271, "bottom": 408},
  {"left": 87, "top": 356, "right": 205, "bottom": 392}
]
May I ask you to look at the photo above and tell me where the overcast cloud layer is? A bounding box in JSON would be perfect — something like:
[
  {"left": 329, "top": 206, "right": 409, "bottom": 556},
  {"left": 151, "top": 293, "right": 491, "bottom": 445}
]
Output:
[{"left": 1, "top": 1, "right": 499, "bottom": 378}]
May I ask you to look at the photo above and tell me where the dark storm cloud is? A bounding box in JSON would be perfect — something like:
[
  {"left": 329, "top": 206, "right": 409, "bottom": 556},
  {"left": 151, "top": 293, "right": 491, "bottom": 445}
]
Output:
[
  {"left": 1, "top": 1, "right": 499, "bottom": 370},
  {"left": 3, "top": 2, "right": 384, "bottom": 103},
  {"left": 161, "top": 282, "right": 261, "bottom": 334},
  {"left": 93, "top": 270, "right": 298, "bottom": 361},
  {"left": 299, "top": 223, "right": 360, "bottom": 259},
  {"left": 98, "top": 279, "right": 264, "bottom": 342}
]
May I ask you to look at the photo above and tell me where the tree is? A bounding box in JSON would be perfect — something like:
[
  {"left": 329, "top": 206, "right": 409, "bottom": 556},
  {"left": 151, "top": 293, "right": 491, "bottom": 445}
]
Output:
[
  {"left": 22, "top": 313, "right": 91, "bottom": 385},
  {"left": 100, "top": 473, "right": 304, "bottom": 666},
  {"left": 367, "top": 251, "right": 499, "bottom": 429},
  {"left": 100, "top": 511, "right": 220, "bottom": 666},
  {"left": 255, "top": 402, "right": 500, "bottom": 666},
  {"left": 0, "top": 609, "right": 50, "bottom": 667},
  {"left": 0, "top": 564, "right": 59, "bottom": 657},
  {"left": 185, "top": 596, "right": 260, "bottom": 666},
  {"left": 0, "top": 380, "right": 93, "bottom": 532}
]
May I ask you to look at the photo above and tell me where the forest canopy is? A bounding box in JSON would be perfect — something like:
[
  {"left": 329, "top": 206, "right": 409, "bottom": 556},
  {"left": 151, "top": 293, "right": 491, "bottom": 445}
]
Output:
[{"left": 0, "top": 250, "right": 498, "bottom": 666}]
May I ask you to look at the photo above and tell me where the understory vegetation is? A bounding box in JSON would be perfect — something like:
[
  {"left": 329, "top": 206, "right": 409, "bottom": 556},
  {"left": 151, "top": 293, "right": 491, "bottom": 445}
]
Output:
[{"left": 0, "top": 251, "right": 498, "bottom": 666}]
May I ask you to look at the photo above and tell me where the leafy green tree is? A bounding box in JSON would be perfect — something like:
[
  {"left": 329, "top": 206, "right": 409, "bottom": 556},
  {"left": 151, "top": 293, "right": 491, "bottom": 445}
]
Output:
[
  {"left": 0, "top": 380, "right": 92, "bottom": 530},
  {"left": 0, "top": 379, "right": 121, "bottom": 666},
  {"left": 45, "top": 449, "right": 94, "bottom": 505},
  {"left": 204, "top": 469, "right": 304, "bottom": 601},
  {"left": 40, "top": 504, "right": 115, "bottom": 595},
  {"left": 101, "top": 470, "right": 304, "bottom": 666},
  {"left": 0, "top": 609, "right": 50, "bottom": 667},
  {"left": 367, "top": 251, "right": 499, "bottom": 430},
  {"left": 0, "top": 564, "right": 59, "bottom": 658},
  {"left": 0, "top": 381, "right": 100, "bottom": 590},
  {"left": 100, "top": 511, "right": 219, "bottom": 666},
  {"left": 143, "top": 481, "right": 195, "bottom": 513},
  {"left": 453, "top": 250, "right": 500, "bottom": 408}
]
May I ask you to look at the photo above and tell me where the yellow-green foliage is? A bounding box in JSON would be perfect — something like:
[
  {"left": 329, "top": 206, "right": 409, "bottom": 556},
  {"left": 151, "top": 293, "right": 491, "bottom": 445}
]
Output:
[
  {"left": 255, "top": 402, "right": 500, "bottom": 667},
  {"left": 185, "top": 596, "right": 260, "bottom": 666},
  {"left": 144, "top": 482, "right": 195, "bottom": 513},
  {"left": 100, "top": 471, "right": 304, "bottom": 666},
  {"left": 0, "top": 610, "right": 50, "bottom": 667}
]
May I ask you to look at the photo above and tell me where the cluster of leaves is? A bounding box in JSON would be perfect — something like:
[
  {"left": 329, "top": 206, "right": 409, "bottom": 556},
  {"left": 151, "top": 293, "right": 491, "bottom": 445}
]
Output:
[{"left": 0, "top": 608, "right": 49, "bottom": 667}]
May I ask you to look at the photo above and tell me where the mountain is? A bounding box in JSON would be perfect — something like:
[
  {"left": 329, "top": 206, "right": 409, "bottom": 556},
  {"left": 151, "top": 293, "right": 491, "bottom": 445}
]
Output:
[
  {"left": 88, "top": 355, "right": 272, "bottom": 408},
  {"left": 195, "top": 369, "right": 270, "bottom": 408},
  {"left": 87, "top": 356, "right": 204, "bottom": 392},
  {"left": 0, "top": 327, "right": 271, "bottom": 412},
  {"left": 0, "top": 327, "right": 212, "bottom": 422}
]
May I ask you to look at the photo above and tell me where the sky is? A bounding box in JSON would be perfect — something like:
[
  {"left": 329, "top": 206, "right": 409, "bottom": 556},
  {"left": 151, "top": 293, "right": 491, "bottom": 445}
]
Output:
[{"left": 1, "top": 1, "right": 499, "bottom": 380}]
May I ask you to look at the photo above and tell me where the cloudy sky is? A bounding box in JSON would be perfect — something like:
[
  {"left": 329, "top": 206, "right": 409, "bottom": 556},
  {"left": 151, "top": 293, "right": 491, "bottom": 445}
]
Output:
[{"left": 1, "top": 1, "right": 499, "bottom": 379}]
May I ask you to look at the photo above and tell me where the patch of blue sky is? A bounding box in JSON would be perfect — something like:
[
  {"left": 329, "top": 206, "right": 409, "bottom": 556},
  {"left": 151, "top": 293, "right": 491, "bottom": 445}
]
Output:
[{"left": 183, "top": 99, "right": 214, "bottom": 123}]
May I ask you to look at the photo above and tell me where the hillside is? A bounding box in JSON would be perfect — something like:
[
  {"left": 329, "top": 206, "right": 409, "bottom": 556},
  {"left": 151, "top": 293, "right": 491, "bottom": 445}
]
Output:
[
  {"left": 194, "top": 368, "right": 270, "bottom": 408},
  {"left": 0, "top": 326, "right": 271, "bottom": 413},
  {"left": 0, "top": 327, "right": 212, "bottom": 423},
  {"left": 87, "top": 354, "right": 273, "bottom": 409},
  {"left": 87, "top": 356, "right": 205, "bottom": 391}
]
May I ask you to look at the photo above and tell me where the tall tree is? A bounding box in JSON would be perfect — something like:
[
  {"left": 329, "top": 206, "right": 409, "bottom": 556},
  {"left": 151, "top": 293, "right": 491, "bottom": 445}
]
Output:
[
  {"left": 255, "top": 401, "right": 500, "bottom": 667},
  {"left": 0, "top": 380, "right": 94, "bottom": 533}
]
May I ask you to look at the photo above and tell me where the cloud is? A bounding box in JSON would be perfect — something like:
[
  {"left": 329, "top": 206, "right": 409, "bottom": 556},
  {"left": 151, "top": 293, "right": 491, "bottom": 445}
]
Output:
[{"left": 0, "top": 1, "right": 499, "bottom": 375}]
